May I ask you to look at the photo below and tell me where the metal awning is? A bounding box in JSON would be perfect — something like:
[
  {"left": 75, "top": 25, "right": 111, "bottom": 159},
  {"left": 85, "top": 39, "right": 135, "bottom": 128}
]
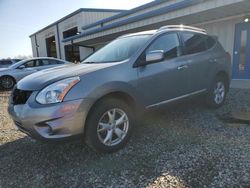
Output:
[{"left": 65, "top": 0, "right": 250, "bottom": 47}]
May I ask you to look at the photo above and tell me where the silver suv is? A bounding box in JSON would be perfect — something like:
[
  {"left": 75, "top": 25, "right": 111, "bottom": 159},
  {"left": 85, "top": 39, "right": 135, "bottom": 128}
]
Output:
[{"left": 8, "top": 25, "right": 231, "bottom": 153}]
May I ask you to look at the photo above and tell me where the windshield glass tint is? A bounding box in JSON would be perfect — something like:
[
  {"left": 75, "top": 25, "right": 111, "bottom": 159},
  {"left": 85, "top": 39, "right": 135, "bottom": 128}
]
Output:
[
  {"left": 83, "top": 35, "right": 151, "bottom": 63},
  {"left": 9, "top": 59, "right": 27, "bottom": 69}
]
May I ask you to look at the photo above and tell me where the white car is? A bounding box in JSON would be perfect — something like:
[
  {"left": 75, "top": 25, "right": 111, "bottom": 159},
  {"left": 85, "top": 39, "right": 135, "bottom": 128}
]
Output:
[
  {"left": 0, "top": 59, "right": 23, "bottom": 68},
  {"left": 0, "top": 57, "right": 71, "bottom": 90}
]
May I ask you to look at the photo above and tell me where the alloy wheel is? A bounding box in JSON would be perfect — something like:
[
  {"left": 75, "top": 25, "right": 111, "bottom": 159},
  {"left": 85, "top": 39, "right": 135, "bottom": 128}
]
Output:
[
  {"left": 97, "top": 108, "right": 129, "bottom": 146},
  {"left": 213, "top": 81, "right": 225, "bottom": 104},
  {"left": 1, "top": 77, "right": 14, "bottom": 89}
]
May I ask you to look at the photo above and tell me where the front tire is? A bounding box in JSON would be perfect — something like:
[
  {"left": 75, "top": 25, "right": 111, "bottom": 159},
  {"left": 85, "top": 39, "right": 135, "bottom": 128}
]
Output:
[
  {"left": 85, "top": 98, "right": 134, "bottom": 153},
  {"left": 206, "top": 76, "right": 228, "bottom": 108},
  {"left": 0, "top": 76, "right": 16, "bottom": 90}
]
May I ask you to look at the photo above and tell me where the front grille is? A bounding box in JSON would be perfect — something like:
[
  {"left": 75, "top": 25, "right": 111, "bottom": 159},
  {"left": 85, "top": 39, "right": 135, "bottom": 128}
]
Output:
[{"left": 12, "top": 88, "right": 32, "bottom": 105}]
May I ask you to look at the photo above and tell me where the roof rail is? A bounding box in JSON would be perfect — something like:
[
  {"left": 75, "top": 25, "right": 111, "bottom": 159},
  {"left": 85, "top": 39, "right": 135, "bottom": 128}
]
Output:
[{"left": 158, "top": 25, "right": 206, "bottom": 33}]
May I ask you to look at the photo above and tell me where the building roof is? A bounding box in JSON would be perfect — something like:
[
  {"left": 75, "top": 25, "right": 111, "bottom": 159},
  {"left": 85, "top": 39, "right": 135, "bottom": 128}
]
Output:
[
  {"left": 29, "top": 8, "right": 125, "bottom": 37},
  {"left": 81, "top": 0, "right": 167, "bottom": 31},
  {"left": 62, "top": 0, "right": 202, "bottom": 43}
]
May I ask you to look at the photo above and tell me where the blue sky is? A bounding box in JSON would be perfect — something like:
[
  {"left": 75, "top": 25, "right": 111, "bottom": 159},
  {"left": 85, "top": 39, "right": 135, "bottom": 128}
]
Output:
[{"left": 0, "top": 0, "right": 152, "bottom": 58}]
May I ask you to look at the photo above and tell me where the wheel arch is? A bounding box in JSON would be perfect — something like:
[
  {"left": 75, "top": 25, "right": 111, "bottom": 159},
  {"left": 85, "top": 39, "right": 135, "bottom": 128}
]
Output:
[
  {"left": 0, "top": 75, "right": 17, "bottom": 89},
  {"left": 87, "top": 90, "right": 137, "bottom": 118},
  {"left": 0, "top": 75, "right": 16, "bottom": 81},
  {"left": 215, "top": 71, "right": 230, "bottom": 91}
]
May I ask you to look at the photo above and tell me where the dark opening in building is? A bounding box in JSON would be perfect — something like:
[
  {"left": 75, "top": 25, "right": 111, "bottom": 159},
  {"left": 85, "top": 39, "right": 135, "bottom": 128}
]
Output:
[
  {"left": 63, "top": 27, "right": 78, "bottom": 39},
  {"left": 65, "top": 45, "right": 80, "bottom": 62},
  {"left": 63, "top": 27, "right": 80, "bottom": 62},
  {"left": 46, "top": 36, "right": 57, "bottom": 58}
]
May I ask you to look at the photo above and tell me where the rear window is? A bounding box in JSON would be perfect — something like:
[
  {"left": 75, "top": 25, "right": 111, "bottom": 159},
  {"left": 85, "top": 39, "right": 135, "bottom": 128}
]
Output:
[{"left": 182, "top": 33, "right": 216, "bottom": 55}]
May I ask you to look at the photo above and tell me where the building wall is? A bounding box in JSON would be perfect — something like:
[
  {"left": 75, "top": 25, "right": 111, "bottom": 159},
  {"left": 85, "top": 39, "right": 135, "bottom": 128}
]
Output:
[
  {"left": 80, "top": 11, "right": 120, "bottom": 60},
  {"left": 73, "top": 0, "right": 248, "bottom": 43},
  {"left": 90, "top": 0, "right": 181, "bottom": 27},
  {"left": 32, "top": 25, "right": 58, "bottom": 57},
  {"left": 196, "top": 15, "right": 245, "bottom": 61},
  {"left": 31, "top": 10, "right": 120, "bottom": 60},
  {"left": 31, "top": 0, "right": 249, "bottom": 64},
  {"left": 30, "top": 35, "right": 37, "bottom": 57}
]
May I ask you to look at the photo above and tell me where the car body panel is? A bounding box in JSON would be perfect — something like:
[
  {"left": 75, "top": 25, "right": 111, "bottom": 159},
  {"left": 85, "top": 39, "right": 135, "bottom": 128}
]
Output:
[
  {"left": 0, "top": 57, "right": 71, "bottom": 84},
  {"left": 0, "top": 59, "right": 22, "bottom": 68},
  {"left": 136, "top": 55, "right": 189, "bottom": 106},
  {"left": 8, "top": 91, "right": 93, "bottom": 140},
  {"left": 8, "top": 27, "right": 231, "bottom": 141}
]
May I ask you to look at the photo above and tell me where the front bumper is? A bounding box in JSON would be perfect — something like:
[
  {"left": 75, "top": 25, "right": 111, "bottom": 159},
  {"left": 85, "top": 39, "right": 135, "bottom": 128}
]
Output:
[{"left": 8, "top": 92, "right": 93, "bottom": 141}]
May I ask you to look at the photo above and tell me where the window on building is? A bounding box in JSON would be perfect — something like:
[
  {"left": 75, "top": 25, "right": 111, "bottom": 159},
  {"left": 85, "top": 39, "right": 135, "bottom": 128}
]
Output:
[
  {"left": 64, "top": 45, "right": 80, "bottom": 62},
  {"left": 63, "top": 27, "right": 78, "bottom": 39},
  {"left": 147, "top": 33, "right": 181, "bottom": 59},
  {"left": 46, "top": 36, "right": 57, "bottom": 58},
  {"left": 182, "top": 33, "right": 215, "bottom": 55}
]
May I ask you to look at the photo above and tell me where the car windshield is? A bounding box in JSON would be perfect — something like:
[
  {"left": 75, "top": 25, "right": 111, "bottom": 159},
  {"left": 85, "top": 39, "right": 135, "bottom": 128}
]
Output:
[
  {"left": 82, "top": 35, "right": 151, "bottom": 63},
  {"left": 9, "top": 59, "right": 27, "bottom": 69}
]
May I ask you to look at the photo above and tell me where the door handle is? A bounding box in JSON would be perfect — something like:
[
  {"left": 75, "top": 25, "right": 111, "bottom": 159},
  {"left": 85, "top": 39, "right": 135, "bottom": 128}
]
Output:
[
  {"left": 209, "top": 58, "right": 217, "bottom": 63},
  {"left": 177, "top": 65, "right": 188, "bottom": 70}
]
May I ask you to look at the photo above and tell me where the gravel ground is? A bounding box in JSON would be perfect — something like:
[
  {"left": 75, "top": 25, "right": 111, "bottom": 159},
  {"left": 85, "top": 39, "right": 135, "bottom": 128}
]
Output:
[{"left": 0, "top": 89, "right": 250, "bottom": 187}]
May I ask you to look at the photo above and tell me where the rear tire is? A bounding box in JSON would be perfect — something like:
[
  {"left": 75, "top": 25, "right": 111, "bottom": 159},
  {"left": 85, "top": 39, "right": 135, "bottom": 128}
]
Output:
[
  {"left": 206, "top": 76, "right": 228, "bottom": 108},
  {"left": 85, "top": 98, "right": 134, "bottom": 153},
  {"left": 0, "top": 76, "right": 16, "bottom": 90}
]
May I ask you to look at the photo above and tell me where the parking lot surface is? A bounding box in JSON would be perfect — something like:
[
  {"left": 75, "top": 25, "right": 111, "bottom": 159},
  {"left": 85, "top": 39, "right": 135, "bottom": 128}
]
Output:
[{"left": 0, "top": 89, "right": 250, "bottom": 187}]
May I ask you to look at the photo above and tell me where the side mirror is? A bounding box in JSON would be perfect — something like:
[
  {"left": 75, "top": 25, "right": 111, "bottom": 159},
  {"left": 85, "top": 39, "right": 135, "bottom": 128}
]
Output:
[
  {"left": 146, "top": 50, "right": 164, "bottom": 63},
  {"left": 18, "top": 65, "right": 25, "bottom": 69}
]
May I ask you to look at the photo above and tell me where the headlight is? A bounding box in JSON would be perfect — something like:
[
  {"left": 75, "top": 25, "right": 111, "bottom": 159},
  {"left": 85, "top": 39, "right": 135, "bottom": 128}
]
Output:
[{"left": 36, "top": 77, "right": 80, "bottom": 104}]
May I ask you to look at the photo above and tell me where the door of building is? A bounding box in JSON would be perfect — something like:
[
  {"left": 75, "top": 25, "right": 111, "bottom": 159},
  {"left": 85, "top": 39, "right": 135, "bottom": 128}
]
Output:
[{"left": 233, "top": 23, "right": 250, "bottom": 79}]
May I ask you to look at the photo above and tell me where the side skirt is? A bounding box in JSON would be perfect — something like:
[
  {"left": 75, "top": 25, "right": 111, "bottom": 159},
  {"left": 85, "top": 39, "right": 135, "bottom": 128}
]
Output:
[{"left": 146, "top": 89, "right": 207, "bottom": 109}]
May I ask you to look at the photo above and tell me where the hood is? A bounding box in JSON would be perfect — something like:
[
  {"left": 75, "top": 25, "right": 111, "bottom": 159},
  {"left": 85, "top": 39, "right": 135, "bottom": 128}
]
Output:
[
  {"left": 17, "top": 62, "right": 118, "bottom": 90},
  {"left": 0, "top": 68, "right": 10, "bottom": 72}
]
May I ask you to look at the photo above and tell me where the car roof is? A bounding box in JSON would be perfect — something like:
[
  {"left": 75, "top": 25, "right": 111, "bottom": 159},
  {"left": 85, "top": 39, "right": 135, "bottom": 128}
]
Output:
[
  {"left": 9, "top": 57, "right": 68, "bottom": 69},
  {"left": 120, "top": 25, "right": 207, "bottom": 38},
  {"left": 22, "top": 57, "right": 63, "bottom": 61}
]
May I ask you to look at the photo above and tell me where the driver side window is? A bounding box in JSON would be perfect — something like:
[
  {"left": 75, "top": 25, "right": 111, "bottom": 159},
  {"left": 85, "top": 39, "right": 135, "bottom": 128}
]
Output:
[
  {"left": 147, "top": 33, "right": 181, "bottom": 59},
  {"left": 24, "top": 60, "right": 37, "bottom": 68}
]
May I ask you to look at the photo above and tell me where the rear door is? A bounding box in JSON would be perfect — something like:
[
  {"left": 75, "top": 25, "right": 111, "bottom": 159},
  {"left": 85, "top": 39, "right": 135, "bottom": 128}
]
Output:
[
  {"left": 44, "top": 59, "right": 64, "bottom": 69},
  {"left": 37, "top": 59, "right": 52, "bottom": 70},
  {"left": 180, "top": 32, "right": 217, "bottom": 93},
  {"left": 136, "top": 32, "right": 189, "bottom": 107}
]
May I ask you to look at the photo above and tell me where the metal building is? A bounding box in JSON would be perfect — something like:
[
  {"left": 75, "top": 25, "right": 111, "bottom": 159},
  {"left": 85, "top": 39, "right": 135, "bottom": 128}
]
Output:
[
  {"left": 29, "top": 8, "right": 124, "bottom": 62},
  {"left": 31, "top": 0, "right": 250, "bottom": 80}
]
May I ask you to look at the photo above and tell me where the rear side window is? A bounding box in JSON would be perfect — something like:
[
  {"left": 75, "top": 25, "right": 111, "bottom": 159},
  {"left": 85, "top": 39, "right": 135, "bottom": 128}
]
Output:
[
  {"left": 182, "top": 33, "right": 215, "bottom": 55},
  {"left": 40, "top": 60, "right": 50, "bottom": 66},
  {"left": 54, "top": 60, "right": 64, "bottom": 64},
  {"left": 147, "top": 33, "right": 181, "bottom": 59},
  {"left": 24, "top": 60, "right": 38, "bottom": 68}
]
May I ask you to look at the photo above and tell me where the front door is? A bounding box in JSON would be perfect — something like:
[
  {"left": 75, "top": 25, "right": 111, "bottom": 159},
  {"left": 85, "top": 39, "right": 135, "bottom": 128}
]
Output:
[
  {"left": 233, "top": 23, "right": 250, "bottom": 79},
  {"left": 137, "top": 32, "right": 189, "bottom": 107}
]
